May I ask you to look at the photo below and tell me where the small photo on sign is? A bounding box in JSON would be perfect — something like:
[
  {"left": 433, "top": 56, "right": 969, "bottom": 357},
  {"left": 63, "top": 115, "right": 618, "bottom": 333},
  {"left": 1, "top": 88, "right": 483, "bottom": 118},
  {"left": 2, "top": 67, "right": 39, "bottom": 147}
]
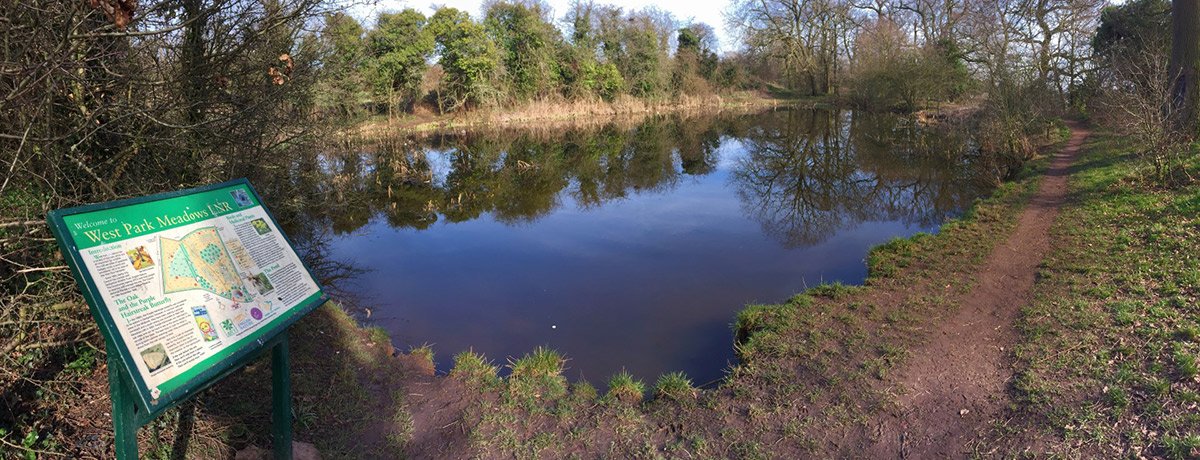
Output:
[
  {"left": 192, "top": 307, "right": 220, "bottom": 342},
  {"left": 125, "top": 246, "right": 154, "bottom": 271},
  {"left": 230, "top": 189, "right": 252, "bottom": 208},
  {"left": 248, "top": 272, "right": 274, "bottom": 294},
  {"left": 140, "top": 344, "right": 171, "bottom": 374},
  {"left": 250, "top": 218, "right": 271, "bottom": 235}
]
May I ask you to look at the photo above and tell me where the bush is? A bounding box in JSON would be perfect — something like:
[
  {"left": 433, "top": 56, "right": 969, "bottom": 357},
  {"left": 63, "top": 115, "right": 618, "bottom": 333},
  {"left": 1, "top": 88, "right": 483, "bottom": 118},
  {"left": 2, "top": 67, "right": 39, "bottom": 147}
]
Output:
[{"left": 849, "top": 20, "right": 969, "bottom": 112}]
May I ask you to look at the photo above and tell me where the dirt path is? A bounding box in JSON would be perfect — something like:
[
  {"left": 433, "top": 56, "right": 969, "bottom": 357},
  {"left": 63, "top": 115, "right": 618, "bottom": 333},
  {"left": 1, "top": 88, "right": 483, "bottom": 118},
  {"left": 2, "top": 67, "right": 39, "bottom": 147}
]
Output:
[{"left": 865, "top": 122, "right": 1090, "bottom": 458}]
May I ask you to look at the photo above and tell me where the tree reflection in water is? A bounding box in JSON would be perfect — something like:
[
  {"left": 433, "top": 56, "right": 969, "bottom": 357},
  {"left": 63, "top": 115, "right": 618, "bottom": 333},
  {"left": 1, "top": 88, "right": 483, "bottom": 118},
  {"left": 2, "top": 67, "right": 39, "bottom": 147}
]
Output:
[
  {"left": 731, "top": 109, "right": 992, "bottom": 248},
  {"left": 263, "top": 108, "right": 1008, "bottom": 382},
  {"left": 315, "top": 108, "right": 994, "bottom": 249}
]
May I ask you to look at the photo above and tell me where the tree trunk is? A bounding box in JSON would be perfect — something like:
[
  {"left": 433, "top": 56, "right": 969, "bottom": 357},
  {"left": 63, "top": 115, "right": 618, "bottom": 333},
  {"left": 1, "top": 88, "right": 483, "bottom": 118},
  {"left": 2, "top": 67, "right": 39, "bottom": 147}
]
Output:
[
  {"left": 181, "top": 0, "right": 209, "bottom": 126},
  {"left": 1170, "top": 0, "right": 1200, "bottom": 135}
]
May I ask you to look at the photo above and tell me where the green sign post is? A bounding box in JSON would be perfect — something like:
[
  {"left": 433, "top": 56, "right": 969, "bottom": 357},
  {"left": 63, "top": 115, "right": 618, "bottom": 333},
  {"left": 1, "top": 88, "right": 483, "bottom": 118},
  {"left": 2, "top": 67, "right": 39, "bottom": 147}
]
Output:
[{"left": 46, "top": 179, "right": 326, "bottom": 459}]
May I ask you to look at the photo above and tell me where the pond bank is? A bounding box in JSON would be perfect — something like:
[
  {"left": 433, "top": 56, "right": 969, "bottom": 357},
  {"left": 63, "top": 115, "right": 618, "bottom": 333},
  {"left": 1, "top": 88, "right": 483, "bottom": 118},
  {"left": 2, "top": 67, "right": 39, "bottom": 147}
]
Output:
[
  {"left": 349, "top": 91, "right": 811, "bottom": 138},
  {"left": 15, "top": 117, "right": 1106, "bottom": 459},
  {"left": 321, "top": 108, "right": 992, "bottom": 386},
  {"left": 378, "top": 123, "right": 1072, "bottom": 458},
  {"left": 119, "top": 120, "right": 1069, "bottom": 458}
]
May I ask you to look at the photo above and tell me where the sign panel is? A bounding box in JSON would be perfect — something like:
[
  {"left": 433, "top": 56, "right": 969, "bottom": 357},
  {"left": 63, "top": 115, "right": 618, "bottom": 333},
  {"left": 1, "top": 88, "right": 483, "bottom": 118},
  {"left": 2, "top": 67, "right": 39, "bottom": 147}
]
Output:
[{"left": 47, "top": 179, "right": 326, "bottom": 413}]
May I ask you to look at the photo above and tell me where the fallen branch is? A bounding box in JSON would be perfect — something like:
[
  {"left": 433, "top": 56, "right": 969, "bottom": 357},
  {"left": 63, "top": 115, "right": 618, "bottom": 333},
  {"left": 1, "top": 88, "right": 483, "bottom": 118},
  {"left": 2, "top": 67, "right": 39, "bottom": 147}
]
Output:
[
  {"left": 0, "top": 434, "right": 66, "bottom": 457},
  {"left": 0, "top": 331, "right": 24, "bottom": 357},
  {"left": 14, "top": 265, "right": 67, "bottom": 274},
  {"left": 15, "top": 328, "right": 97, "bottom": 352},
  {"left": 0, "top": 220, "right": 44, "bottom": 229}
]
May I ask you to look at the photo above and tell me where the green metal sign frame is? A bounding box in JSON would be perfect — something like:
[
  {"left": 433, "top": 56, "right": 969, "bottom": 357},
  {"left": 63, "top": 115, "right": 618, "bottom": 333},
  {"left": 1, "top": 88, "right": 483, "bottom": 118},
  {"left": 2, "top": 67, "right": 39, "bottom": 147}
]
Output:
[{"left": 46, "top": 179, "right": 327, "bottom": 459}]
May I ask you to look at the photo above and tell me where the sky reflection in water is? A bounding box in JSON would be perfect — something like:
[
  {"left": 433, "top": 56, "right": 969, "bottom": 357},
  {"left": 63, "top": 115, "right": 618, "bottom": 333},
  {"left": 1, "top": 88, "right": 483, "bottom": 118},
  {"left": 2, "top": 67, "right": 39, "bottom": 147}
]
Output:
[{"left": 325, "top": 109, "right": 989, "bottom": 385}]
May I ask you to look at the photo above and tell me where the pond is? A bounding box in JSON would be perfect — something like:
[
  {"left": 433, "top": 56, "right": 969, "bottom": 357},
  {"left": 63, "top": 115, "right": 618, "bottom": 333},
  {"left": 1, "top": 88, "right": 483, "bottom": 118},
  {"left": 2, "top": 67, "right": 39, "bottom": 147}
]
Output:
[{"left": 311, "top": 108, "right": 994, "bottom": 386}]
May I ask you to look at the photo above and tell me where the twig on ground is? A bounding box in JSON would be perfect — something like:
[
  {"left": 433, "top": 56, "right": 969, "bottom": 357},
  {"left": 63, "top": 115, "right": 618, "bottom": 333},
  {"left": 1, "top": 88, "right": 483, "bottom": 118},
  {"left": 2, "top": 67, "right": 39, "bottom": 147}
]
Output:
[{"left": 0, "top": 431, "right": 67, "bottom": 457}]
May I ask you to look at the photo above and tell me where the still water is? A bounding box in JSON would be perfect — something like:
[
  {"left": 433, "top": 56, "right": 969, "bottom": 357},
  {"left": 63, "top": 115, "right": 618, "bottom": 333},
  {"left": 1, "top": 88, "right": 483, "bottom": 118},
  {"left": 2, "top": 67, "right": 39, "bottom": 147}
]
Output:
[{"left": 318, "top": 108, "right": 992, "bottom": 386}]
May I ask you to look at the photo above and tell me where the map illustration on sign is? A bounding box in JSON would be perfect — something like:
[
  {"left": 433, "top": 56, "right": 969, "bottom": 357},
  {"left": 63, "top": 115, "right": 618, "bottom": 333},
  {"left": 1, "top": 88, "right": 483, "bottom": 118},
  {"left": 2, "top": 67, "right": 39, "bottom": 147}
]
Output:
[
  {"left": 47, "top": 180, "right": 326, "bottom": 413},
  {"left": 160, "top": 227, "right": 252, "bottom": 302}
]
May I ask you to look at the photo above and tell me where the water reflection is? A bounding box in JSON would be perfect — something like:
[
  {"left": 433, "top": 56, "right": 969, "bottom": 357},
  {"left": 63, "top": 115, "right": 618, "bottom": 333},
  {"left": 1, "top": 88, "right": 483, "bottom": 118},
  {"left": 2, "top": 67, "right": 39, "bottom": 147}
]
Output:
[
  {"left": 320, "top": 109, "right": 989, "bottom": 249},
  {"left": 732, "top": 110, "right": 987, "bottom": 248},
  {"left": 294, "top": 108, "right": 995, "bottom": 384}
]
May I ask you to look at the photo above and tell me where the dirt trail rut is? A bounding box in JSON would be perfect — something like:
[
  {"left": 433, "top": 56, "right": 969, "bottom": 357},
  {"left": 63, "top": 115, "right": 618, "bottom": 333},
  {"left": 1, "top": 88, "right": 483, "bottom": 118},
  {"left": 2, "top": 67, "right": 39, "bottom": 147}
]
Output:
[{"left": 866, "top": 122, "right": 1090, "bottom": 458}]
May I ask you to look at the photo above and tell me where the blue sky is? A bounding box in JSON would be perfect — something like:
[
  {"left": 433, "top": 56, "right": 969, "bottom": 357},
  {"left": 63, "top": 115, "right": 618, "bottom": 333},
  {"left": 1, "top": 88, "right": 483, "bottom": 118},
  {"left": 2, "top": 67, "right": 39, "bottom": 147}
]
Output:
[{"left": 345, "top": 0, "right": 738, "bottom": 53}]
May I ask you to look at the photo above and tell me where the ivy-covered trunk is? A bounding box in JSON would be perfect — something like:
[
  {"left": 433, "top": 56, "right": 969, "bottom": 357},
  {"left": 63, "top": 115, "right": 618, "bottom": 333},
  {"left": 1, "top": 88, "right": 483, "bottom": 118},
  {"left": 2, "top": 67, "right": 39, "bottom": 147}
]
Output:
[{"left": 1170, "top": 0, "right": 1200, "bottom": 136}]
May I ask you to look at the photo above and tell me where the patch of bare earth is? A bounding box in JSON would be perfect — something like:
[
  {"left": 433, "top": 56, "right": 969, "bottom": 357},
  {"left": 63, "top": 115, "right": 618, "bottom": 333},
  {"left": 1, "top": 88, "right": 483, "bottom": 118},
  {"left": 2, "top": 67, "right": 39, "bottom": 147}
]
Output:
[{"left": 863, "top": 122, "right": 1091, "bottom": 458}]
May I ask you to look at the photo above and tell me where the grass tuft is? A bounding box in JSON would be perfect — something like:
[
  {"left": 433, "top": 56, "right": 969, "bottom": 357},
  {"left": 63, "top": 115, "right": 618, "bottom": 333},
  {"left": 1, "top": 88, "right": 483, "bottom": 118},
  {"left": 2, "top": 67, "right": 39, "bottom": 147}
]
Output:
[
  {"left": 451, "top": 350, "right": 499, "bottom": 387},
  {"left": 408, "top": 343, "right": 435, "bottom": 367},
  {"left": 508, "top": 346, "right": 565, "bottom": 380},
  {"left": 805, "top": 282, "right": 861, "bottom": 300},
  {"left": 367, "top": 326, "right": 391, "bottom": 344},
  {"left": 1177, "top": 325, "right": 1200, "bottom": 342},
  {"left": 732, "top": 303, "right": 796, "bottom": 348},
  {"left": 1173, "top": 346, "right": 1198, "bottom": 381},
  {"left": 506, "top": 347, "right": 568, "bottom": 407},
  {"left": 866, "top": 233, "right": 929, "bottom": 279},
  {"left": 1162, "top": 434, "right": 1200, "bottom": 460},
  {"left": 653, "top": 372, "right": 697, "bottom": 401},
  {"left": 606, "top": 370, "right": 645, "bottom": 404},
  {"left": 570, "top": 381, "right": 598, "bottom": 401}
]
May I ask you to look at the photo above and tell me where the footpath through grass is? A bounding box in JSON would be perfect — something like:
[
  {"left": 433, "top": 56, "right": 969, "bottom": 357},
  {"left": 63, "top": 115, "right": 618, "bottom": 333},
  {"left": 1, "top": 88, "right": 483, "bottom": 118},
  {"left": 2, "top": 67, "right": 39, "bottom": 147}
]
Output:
[
  {"left": 403, "top": 128, "right": 1070, "bottom": 458},
  {"left": 983, "top": 133, "right": 1200, "bottom": 458}
]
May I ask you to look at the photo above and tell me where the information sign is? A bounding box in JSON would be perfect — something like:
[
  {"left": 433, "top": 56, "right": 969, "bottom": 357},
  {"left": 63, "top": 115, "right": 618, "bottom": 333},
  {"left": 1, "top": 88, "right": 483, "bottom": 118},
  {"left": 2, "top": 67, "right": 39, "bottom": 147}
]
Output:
[{"left": 47, "top": 179, "right": 325, "bottom": 458}]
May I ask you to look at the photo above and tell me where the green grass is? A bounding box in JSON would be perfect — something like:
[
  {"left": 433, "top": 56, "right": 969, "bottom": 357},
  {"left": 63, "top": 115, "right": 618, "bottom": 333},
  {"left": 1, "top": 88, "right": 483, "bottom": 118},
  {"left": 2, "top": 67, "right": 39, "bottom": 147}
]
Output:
[
  {"left": 506, "top": 347, "right": 568, "bottom": 408},
  {"left": 408, "top": 343, "right": 435, "bottom": 367},
  {"left": 732, "top": 303, "right": 797, "bottom": 350},
  {"left": 451, "top": 350, "right": 500, "bottom": 388},
  {"left": 366, "top": 326, "right": 390, "bottom": 344},
  {"left": 570, "top": 380, "right": 598, "bottom": 402},
  {"left": 804, "top": 282, "right": 863, "bottom": 300},
  {"left": 865, "top": 233, "right": 929, "bottom": 279},
  {"left": 654, "top": 372, "right": 697, "bottom": 402},
  {"left": 1173, "top": 346, "right": 1198, "bottom": 381},
  {"left": 986, "top": 133, "right": 1200, "bottom": 457},
  {"left": 606, "top": 370, "right": 646, "bottom": 404},
  {"left": 508, "top": 346, "right": 565, "bottom": 380}
]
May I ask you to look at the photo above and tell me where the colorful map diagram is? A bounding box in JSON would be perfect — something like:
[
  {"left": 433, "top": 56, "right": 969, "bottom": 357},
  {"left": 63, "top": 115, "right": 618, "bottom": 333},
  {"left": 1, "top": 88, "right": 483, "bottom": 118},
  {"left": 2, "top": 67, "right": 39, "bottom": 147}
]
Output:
[{"left": 160, "top": 227, "right": 252, "bottom": 302}]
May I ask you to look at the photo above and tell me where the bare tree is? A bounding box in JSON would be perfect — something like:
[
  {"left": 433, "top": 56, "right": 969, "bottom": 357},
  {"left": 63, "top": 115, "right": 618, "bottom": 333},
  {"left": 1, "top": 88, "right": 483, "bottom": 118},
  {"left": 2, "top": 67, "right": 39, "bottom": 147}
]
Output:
[
  {"left": 726, "top": 0, "right": 852, "bottom": 95},
  {"left": 1096, "top": 37, "right": 1189, "bottom": 178}
]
